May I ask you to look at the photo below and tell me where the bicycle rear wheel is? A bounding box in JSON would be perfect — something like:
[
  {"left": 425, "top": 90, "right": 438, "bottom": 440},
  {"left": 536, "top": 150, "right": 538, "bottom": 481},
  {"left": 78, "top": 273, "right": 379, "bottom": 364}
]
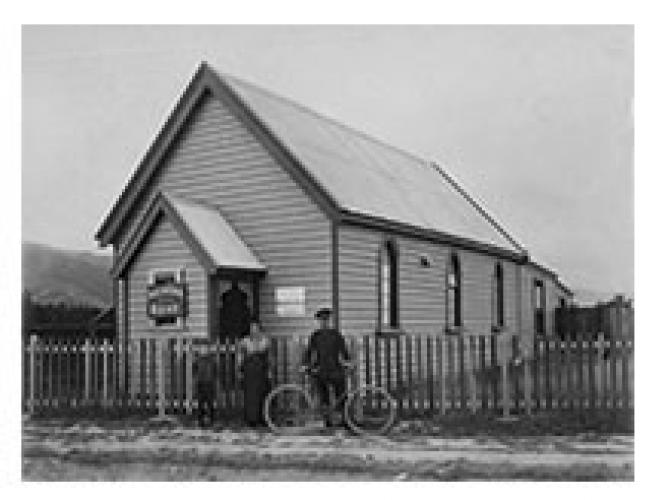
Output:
[
  {"left": 344, "top": 386, "right": 397, "bottom": 436},
  {"left": 263, "top": 384, "right": 321, "bottom": 434}
]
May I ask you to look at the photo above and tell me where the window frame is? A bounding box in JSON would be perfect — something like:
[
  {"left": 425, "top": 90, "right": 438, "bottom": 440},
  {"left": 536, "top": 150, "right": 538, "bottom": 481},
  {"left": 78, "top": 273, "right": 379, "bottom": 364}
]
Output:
[
  {"left": 493, "top": 262, "right": 504, "bottom": 329},
  {"left": 446, "top": 253, "right": 462, "bottom": 331},
  {"left": 533, "top": 279, "right": 546, "bottom": 335},
  {"left": 378, "top": 238, "right": 399, "bottom": 331}
]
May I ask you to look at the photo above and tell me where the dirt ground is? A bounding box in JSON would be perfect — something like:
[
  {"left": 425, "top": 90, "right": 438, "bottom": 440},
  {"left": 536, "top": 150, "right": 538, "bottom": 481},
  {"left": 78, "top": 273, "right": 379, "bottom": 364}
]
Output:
[{"left": 22, "top": 416, "right": 634, "bottom": 481}]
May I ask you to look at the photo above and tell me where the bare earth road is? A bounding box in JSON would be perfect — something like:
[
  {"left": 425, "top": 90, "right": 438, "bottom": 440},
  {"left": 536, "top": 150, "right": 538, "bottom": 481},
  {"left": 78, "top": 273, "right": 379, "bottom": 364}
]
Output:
[{"left": 22, "top": 420, "right": 634, "bottom": 481}]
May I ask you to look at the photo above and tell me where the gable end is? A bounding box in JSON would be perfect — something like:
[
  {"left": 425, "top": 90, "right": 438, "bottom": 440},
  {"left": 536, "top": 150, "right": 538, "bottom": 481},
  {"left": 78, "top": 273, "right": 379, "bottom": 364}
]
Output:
[{"left": 95, "top": 63, "right": 340, "bottom": 248}]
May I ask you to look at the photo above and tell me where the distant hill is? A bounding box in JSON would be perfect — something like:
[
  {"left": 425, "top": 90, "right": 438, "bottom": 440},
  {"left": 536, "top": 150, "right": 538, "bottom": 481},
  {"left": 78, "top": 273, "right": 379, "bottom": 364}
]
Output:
[{"left": 22, "top": 242, "right": 113, "bottom": 307}]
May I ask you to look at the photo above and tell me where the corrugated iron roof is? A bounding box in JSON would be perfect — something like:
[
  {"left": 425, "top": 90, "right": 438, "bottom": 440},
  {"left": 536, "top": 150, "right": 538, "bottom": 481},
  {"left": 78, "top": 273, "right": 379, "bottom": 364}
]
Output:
[
  {"left": 221, "top": 72, "right": 525, "bottom": 254},
  {"left": 166, "top": 194, "right": 266, "bottom": 272}
]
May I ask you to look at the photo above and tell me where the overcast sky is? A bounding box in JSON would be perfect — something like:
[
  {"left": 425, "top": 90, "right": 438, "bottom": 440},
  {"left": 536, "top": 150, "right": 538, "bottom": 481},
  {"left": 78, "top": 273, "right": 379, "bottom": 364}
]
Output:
[{"left": 22, "top": 25, "right": 633, "bottom": 298}]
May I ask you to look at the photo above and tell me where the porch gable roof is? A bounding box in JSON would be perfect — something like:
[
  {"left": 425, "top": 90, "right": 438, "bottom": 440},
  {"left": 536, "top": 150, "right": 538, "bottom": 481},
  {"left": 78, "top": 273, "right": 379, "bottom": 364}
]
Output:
[{"left": 111, "top": 191, "right": 266, "bottom": 277}]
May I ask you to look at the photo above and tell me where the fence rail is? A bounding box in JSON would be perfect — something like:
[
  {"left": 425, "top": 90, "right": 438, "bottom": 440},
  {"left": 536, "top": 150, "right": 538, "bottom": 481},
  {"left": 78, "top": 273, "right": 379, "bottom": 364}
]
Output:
[{"left": 23, "top": 333, "right": 634, "bottom": 418}]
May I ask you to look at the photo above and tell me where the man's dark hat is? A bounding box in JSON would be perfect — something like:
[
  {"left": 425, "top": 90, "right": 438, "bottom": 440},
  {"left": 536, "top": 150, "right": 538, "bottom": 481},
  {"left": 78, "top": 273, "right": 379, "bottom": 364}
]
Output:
[{"left": 314, "top": 307, "right": 332, "bottom": 319}]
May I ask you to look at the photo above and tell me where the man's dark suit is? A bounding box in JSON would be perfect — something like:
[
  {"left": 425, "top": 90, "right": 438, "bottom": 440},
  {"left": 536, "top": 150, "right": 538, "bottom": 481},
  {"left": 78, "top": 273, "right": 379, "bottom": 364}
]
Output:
[{"left": 302, "top": 328, "right": 351, "bottom": 418}]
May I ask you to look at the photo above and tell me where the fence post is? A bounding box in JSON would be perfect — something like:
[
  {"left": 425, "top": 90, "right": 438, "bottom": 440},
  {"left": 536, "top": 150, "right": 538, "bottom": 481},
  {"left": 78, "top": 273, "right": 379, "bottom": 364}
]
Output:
[
  {"left": 395, "top": 336, "right": 403, "bottom": 415},
  {"left": 468, "top": 337, "right": 477, "bottom": 414},
  {"left": 458, "top": 336, "right": 466, "bottom": 411},
  {"left": 103, "top": 338, "right": 109, "bottom": 408},
  {"left": 403, "top": 336, "right": 411, "bottom": 412},
  {"left": 499, "top": 332, "right": 512, "bottom": 418},
  {"left": 622, "top": 339, "right": 631, "bottom": 410},
  {"left": 54, "top": 339, "right": 61, "bottom": 408},
  {"left": 28, "top": 334, "right": 38, "bottom": 414},
  {"left": 523, "top": 342, "right": 532, "bottom": 415},
  {"left": 84, "top": 338, "right": 92, "bottom": 406},
  {"left": 438, "top": 336, "right": 445, "bottom": 415},
  {"left": 596, "top": 332, "right": 605, "bottom": 408},
  {"left": 185, "top": 340, "right": 193, "bottom": 415},
  {"left": 157, "top": 338, "right": 167, "bottom": 418},
  {"left": 45, "top": 338, "right": 52, "bottom": 408}
]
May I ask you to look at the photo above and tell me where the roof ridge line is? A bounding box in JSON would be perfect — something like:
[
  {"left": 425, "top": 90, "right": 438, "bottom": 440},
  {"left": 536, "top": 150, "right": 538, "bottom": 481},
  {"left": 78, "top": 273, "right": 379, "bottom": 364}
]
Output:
[
  {"left": 429, "top": 162, "right": 527, "bottom": 254},
  {"left": 218, "top": 68, "right": 526, "bottom": 256},
  {"left": 217, "top": 70, "right": 432, "bottom": 168}
]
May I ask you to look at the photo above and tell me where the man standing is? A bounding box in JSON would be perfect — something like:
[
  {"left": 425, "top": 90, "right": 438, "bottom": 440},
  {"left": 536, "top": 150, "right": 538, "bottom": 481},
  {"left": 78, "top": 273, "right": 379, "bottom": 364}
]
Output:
[{"left": 302, "top": 307, "right": 351, "bottom": 426}]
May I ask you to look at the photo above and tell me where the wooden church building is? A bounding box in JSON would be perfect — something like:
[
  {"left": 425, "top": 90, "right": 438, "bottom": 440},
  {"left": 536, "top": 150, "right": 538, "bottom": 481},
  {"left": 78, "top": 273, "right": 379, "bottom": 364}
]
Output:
[{"left": 95, "top": 62, "right": 572, "bottom": 354}]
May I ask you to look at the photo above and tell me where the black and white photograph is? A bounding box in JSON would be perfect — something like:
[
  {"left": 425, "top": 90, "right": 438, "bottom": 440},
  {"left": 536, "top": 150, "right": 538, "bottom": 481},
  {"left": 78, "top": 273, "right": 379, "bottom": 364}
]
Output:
[{"left": 16, "top": 22, "right": 636, "bottom": 482}]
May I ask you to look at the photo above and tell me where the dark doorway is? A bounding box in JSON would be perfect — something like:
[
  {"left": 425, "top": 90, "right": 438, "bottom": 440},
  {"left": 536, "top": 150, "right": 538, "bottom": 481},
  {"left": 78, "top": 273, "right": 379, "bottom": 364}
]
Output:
[{"left": 219, "top": 279, "right": 252, "bottom": 342}]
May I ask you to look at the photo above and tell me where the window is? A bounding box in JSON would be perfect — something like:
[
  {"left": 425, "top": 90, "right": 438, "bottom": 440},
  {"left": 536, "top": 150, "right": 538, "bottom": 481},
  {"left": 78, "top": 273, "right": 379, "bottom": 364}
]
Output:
[
  {"left": 147, "top": 268, "right": 185, "bottom": 328},
  {"left": 493, "top": 263, "right": 504, "bottom": 328},
  {"left": 379, "top": 240, "right": 399, "bottom": 329},
  {"left": 446, "top": 253, "right": 462, "bottom": 329},
  {"left": 534, "top": 279, "right": 546, "bottom": 335}
]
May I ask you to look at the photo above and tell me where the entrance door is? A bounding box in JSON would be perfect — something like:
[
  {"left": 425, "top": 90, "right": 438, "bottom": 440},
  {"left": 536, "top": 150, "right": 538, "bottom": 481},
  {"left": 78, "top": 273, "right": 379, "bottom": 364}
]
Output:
[{"left": 212, "top": 277, "right": 258, "bottom": 342}]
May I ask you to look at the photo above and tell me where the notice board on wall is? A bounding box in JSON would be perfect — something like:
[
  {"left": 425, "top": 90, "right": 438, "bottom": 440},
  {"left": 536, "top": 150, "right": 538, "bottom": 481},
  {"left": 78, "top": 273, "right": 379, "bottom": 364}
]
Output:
[
  {"left": 275, "top": 286, "right": 306, "bottom": 317},
  {"left": 146, "top": 283, "right": 186, "bottom": 319}
]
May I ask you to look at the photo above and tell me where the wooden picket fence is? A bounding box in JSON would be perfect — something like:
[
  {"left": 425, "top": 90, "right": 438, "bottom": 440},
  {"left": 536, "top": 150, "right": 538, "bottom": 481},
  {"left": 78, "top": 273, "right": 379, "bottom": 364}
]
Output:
[{"left": 23, "top": 333, "right": 634, "bottom": 418}]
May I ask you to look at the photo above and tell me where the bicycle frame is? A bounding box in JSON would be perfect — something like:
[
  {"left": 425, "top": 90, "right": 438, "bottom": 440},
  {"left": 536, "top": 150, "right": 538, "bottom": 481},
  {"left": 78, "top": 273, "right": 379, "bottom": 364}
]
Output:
[
  {"left": 264, "top": 364, "right": 396, "bottom": 435},
  {"left": 300, "top": 368, "right": 352, "bottom": 423}
]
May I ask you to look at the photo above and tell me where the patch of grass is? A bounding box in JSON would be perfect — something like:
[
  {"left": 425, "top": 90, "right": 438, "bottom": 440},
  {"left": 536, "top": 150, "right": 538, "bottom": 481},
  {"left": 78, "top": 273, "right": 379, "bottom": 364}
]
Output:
[
  {"left": 393, "top": 410, "right": 633, "bottom": 438},
  {"left": 24, "top": 408, "right": 633, "bottom": 439}
]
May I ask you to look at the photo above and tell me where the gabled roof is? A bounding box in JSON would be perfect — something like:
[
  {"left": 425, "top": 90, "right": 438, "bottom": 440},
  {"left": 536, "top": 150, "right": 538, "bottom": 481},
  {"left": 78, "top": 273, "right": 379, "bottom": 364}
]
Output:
[
  {"left": 96, "top": 62, "right": 525, "bottom": 258},
  {"left": 221, "top": 72, "right": 525, "bottom": 255},
  {"left": 111, "top": 191, "right": 265, "bottom": 277}
]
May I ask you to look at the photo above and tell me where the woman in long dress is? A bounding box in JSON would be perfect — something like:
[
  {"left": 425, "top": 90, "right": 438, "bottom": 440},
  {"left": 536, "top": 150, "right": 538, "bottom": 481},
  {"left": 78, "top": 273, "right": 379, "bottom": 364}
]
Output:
[{"left": 238, "top": 322, "right": 271, "bottom": 426}]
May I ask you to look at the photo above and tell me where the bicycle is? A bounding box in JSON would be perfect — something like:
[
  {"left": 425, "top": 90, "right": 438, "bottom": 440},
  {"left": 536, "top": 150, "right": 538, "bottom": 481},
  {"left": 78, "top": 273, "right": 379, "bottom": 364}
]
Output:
[{"left": 263, "top": 363, "right": 397, "bottom": 436}]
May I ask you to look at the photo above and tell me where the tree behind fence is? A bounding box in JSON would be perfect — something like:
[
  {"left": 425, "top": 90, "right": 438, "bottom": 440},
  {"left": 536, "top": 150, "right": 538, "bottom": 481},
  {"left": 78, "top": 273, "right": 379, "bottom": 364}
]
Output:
[{"left": 555, "top": 295, "right": 634, "bottom": 340}]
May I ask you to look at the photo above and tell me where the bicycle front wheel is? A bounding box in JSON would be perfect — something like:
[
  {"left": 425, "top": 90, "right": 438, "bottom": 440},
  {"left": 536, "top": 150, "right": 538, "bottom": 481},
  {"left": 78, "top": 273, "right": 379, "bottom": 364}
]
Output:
[
  {"left": 344, "top": 386, "right": 397, "bottom": 436},
  {"left": 263, "top": 384, "right": 320, "bottom": 435}
]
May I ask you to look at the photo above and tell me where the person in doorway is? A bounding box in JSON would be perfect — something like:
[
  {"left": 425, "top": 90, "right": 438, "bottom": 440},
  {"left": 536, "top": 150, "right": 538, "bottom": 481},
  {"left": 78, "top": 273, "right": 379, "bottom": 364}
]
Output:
[
  {"left": 238, "top": 321, "right": 271, "bottom": 427},
  {"left": 220, "top": 279, "right": 252, "bottom": 341},
  {"left": 301, "top": 307, "right": 351, "bottom": 427}
]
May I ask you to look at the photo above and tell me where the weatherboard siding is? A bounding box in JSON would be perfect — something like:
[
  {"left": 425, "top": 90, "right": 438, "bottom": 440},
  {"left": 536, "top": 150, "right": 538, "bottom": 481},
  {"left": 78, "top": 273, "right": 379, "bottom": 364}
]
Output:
[
  {"left": 338, "top": 223, "right": 521, "bottom": 336},
  {"left": 338, "top": 225, "right": 382, "bottom": 334},
  {"left": 116, "top": 92, "right": 331, "bottom": 337},
  {"left": 126, "top": 215, "right": 208, "bottom": 395},
  {"left": 397, "top": 239, "right": 449, "bottom": 333}
]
